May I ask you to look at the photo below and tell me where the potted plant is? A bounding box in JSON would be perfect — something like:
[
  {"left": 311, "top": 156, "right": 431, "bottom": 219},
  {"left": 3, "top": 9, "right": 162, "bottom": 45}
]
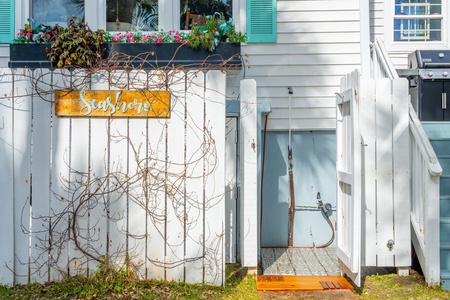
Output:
[
  {"left": 9, "top": 15, "right": 246, "bottom": 69},
  {"left": 47, "top": 17, "right": 107, "bottom": 68},
  {"left": 9, "top": 17, "right": 106, "bottom": 68}
]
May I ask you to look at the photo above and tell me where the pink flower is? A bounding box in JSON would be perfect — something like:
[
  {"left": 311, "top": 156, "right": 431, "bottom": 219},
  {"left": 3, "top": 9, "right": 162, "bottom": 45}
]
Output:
[{"left": 112, "top": 37, "right": 119, "bottom": 43}]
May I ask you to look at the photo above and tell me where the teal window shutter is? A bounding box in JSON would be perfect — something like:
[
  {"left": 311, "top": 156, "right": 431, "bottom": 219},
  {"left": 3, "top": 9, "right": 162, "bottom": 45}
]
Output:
[
  {"left": 0, "top": 0, "right": 14, "bottom": 43},
  {"left": 247, "top": 0, "right": 276, "bottom": 43}
]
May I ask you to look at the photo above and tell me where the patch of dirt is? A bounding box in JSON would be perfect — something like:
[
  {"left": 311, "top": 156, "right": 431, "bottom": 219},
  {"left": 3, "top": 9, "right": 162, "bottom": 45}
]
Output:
[{"left": 259, "top": 290, "right": 359, "bottom": 299}]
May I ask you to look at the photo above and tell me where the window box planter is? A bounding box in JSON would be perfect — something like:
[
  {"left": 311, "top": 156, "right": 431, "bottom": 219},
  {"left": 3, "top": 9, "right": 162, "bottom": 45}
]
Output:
[
  {"left": 9, "top": 43, "right": 242, "bottom": 69},
  {"left": 9, "top": 43, "right": 52, "bottom": 69}
]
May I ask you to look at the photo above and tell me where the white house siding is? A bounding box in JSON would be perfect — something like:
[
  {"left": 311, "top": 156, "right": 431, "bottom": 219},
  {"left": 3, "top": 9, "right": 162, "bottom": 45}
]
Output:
[
  {"left": 228, "top": 0, "right": 362, "bottom": 131},
  {"left": 0, "top": 45, "right": 8, "bottom": 67},
  {"left": 370, "top": 0, "right": 384, "bottom": 42}
]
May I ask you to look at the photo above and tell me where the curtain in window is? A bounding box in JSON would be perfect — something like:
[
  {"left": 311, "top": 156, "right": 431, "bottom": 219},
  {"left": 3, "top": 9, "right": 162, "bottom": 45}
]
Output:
[{"left": 32, "top": 0, "right": 84, "bottom": 26}]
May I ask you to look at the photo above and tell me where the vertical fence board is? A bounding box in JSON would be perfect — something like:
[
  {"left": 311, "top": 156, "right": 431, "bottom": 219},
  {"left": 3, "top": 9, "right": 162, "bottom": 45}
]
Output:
[
  {"left": 13, "top": 68, "right": 33, "bottom": 284},
  {"left": 165, "top": 71, "right": 187, "bottom": 282},
  {"left": 184, "top": 71, "right": 205, "bottom": 283},
  {"left": 146, "top": 71, "right": 166, "bottom": 280},
  {"left": 204, "top": 70, "right": 226, "bottom": 285},
  {"left": 392, "top": 78, "right": 411, "bottom": 266},
  {"left": 89, "top": 71, "right": 110, "bottom": 272},
  {"left": 375, "top": 79, "right": 395, "bottom": 266},
  {"left": 30, "top": 69, "right": 53, "bottom": 282},
  {"left": 108, "top": 70, "right": 129, "bottom": 268},
  {"left": 50, "top": 69, "right": 72, "bottom": 281},
  {"left": 0, "top": 68, "right": 15, "bottom": 285},
  {"left": 69, "top": 70, "right": 91, "bottom": 276},
  {"left": 127, "top": 70, "right": 149, "bottom": 277},
  {"left": 359, "top": 79, "right": 377, "bottom": 266}
]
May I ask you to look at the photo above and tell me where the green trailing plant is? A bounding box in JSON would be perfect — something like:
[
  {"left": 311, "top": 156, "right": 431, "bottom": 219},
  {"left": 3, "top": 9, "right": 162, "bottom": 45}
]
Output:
[
  {"left": 47, "top": 17, "right": 107, "bottom": 68},
  {"left": 187, "top": 13, "right": 248, "bottom": 52}
]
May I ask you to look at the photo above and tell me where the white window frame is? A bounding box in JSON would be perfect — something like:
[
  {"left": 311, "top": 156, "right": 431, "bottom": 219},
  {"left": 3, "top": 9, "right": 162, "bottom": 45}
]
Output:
[
  {"left": 16, "top": 0, "right": 244, "bottom": 34},
  {"left": 15, "top": 0, "right": 102, "bottom": 32},
  {"left": 384, "top": 0, "right": 449, "bottom": 51}
]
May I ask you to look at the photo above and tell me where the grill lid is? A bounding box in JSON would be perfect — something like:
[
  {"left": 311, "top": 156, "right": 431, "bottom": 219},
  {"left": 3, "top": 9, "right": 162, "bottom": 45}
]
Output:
[{"left": 408, "top": 50, "right": 450, "bottom": 69}]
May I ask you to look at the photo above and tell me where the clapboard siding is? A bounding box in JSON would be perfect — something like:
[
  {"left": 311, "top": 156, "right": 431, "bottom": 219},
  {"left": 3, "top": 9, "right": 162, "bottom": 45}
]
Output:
[
  {"left": 246, "top": 65, "right": 361, "bottom": 77},
  {"left": 278, "top": 22, "right": 361, "bottom": 33},
  {"left": 243, "top": 43, "right": 361, "bottom": 55},
  {"left": 234, "top": 0, "right": 361, "bottom": 131},
  {"left": 0, "top": 45, "right": 7, "bottom": 66},
  {"left": 278, "top": 1, "right": 358, "bottom": 11},
  {"left": 370, "top": 0, "right": 384, "bottom": 41},
  {"left": 279, "top": 11, "right": 359, "bottom": 22},
  {"left": 249, "top": 86, "right": 344, "bottom": 98},
  {"left": 277, "top": 32, "right": 361, "bottom": 44},
  {"left": 246, "top": 57, "right": 360, "bottom": 68}
]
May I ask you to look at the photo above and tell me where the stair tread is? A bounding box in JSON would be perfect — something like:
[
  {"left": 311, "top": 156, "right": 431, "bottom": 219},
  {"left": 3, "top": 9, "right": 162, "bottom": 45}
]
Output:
[
  {"left": 442, "top": 242, "right": 450, "bottom": 250},
  {"left": 442, "top": 269, "right": 450, "bottom": 278},
  {"left": 441, "top": 195, "right": 450, "bottom": 200}
]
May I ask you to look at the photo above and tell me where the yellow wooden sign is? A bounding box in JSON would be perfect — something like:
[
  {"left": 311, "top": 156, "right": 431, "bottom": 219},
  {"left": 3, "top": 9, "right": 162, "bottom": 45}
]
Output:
[{"left": 55, "top": 90, "right": 171, "bottom": 118}]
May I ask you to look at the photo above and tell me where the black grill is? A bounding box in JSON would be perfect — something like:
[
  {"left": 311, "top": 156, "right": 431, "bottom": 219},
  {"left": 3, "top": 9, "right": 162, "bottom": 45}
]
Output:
[{"left": 408, "top": 50, "right": 450, "bottom": 121}]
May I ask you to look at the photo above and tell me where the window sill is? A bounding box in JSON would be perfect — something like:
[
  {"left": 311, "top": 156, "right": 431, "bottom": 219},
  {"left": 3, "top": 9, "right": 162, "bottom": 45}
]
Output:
[{"left": 9, "top": 43, "right": 242, "bottom": 69}]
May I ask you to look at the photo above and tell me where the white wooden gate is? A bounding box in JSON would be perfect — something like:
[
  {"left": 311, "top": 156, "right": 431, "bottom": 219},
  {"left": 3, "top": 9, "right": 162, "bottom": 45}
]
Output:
[
  {"left": 337, "top": 70, "right": 411, "bottom": 286},
  {"left": 0, "top": 68, "right": 226, "bottom": 286},
  {"left": 336, "top": 70, "right": 362, "bottom": 286}
]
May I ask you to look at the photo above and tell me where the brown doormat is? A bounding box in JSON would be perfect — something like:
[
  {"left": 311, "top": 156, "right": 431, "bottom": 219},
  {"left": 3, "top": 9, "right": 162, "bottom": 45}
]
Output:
[{"left": 256, "top": 275, "right": 354, "bottom": 292}]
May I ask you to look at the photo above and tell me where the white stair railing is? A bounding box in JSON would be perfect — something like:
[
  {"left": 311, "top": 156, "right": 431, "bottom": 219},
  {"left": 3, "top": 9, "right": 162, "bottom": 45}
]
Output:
[
  {"left": 409, "top": 105, "right": 442, "bottom": 286},
  {"left": 371, "top": 37, "right": 442, "bottom": 286},
  {"left": 371, "top": 38, "right": 399, "bottom": 79}
]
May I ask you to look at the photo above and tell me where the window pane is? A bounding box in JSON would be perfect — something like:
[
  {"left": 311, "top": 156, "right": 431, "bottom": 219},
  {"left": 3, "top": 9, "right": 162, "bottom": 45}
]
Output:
[
  {"left": 106, "top": 0, "right": 158, "bottom": 31},
  {"left": 393, "top": 0, "right": 442, "bottom": 42},
  {"left": 180, "top": 0, "right": 232, "bottom": 30},
  {"left": 395, "top": 0, "right": 441, "bottom": 15},
  {"left": 32, "top": 0, "right": 84, "bottom": 26}
]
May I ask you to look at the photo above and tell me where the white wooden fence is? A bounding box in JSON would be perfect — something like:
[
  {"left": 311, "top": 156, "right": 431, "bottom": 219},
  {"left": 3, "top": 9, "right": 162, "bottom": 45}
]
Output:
[
  {"left": 370, "top": 38, "right": 442, "bottom": 286},
  {"left": 0, "top": 67, "right": 227, "bottom": 286},
  {"left": 337, "top": 70, "right": 411, "bottom": 286}
]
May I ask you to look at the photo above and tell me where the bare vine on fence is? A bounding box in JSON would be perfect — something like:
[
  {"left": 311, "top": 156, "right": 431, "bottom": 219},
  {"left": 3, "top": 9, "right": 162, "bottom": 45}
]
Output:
[{"left": 0, "top": 51, "right": 245, "bottom": 283}]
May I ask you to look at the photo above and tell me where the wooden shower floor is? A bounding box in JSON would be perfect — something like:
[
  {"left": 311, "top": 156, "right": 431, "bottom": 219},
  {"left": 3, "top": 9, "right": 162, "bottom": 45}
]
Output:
[
  {"left": 256, "top": 275, "right": 354, "bottom": 291},
  {"left": 259, "top": 247, "right": 354, "bottom": 291}
]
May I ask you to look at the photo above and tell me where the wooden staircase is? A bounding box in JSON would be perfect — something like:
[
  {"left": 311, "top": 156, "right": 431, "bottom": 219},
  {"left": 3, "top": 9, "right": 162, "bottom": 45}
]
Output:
[{"left": 423, "top": 122, "right": 450, "bottom": 290}]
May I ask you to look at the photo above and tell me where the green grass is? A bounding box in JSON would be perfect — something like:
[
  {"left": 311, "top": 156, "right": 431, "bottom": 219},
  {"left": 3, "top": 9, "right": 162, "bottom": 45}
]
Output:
[
  {"left": 0, "top": 263, "right": 258, "bottom": 300},
  {"left": 359, "top": 271, "right": 450, "bottom": 299},
  {"left": 1, "top": 266, "right": 450, "bottom": 299}
]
